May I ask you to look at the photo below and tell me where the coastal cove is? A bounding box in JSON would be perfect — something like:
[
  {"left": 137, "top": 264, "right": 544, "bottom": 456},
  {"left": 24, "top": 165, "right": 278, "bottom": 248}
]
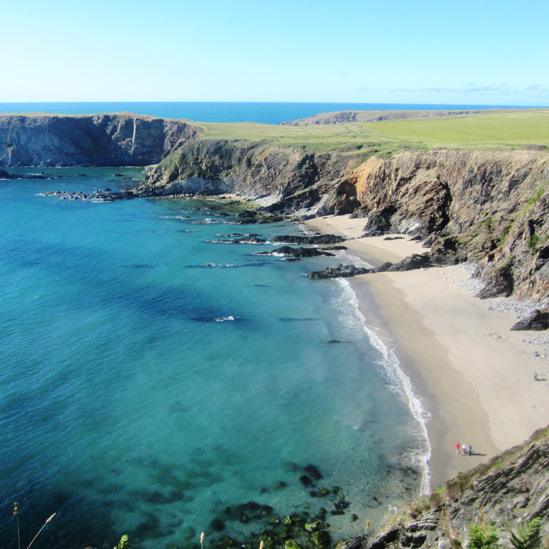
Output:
[
  {"left": 305, "top": 216, "right": 549, "bottom": 487},
  {"left": 0, "top": 169, "right": 428, "bottom": 548}
]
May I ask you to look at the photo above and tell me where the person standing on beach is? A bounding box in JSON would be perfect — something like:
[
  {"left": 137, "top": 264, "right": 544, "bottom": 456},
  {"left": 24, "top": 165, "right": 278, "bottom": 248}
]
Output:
[{"left": 455, "top": 441, "right": 461, "bottom": 454}]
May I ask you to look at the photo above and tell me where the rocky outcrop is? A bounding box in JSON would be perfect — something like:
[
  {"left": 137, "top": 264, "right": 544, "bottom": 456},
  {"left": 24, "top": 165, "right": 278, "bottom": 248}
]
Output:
[
  {"left": 511, "top": 307, "right": 549, "bottom": 331},
  {"left": 272, "top": 234, "right": 345, "bottom": 245},
  {"left": 309, "top": 252, "right": 458, "bottom": 279},
  {"left": 143, "top": 139, "right": 365, "bottom": 213},
  {"left": 0, "top": 114, "right": 200, "bottom": 166},
  {"left": 348, "top": 428, "right": 549, "bottom": 549},
  {"left": 351, "top": 151, "right": 548, "bottom": 298}
]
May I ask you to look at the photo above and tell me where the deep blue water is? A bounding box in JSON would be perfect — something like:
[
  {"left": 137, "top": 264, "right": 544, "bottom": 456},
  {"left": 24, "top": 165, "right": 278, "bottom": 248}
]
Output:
[
  {"left": 0, "top": 101, "right": 529, "bottom": 124},
  {"left": 0, "top": 169, "right": 426, "bottom": 548}
]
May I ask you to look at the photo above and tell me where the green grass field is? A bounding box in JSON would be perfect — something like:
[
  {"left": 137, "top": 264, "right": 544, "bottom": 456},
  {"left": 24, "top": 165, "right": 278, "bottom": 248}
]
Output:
[{"left": 198, "top": 110, "right": 549, "bottom": 152}]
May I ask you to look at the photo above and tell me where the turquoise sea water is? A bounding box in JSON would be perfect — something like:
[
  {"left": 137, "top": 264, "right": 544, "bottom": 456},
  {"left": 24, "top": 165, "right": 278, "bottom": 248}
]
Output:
[
  {"left": 0, "top": 169, "right": 426, "bottom": 548},
  {"left": 0, "top": 101, "right": 523, "bottom": 124}
]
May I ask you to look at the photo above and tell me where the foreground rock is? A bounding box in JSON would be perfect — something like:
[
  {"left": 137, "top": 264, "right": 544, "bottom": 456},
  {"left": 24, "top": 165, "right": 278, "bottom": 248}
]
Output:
[
  {"left": 347, "top": 428, "right": 549, "bottom": 549},
  {"left": 511, "top": 307, "right": 549, "bottom": 331}
]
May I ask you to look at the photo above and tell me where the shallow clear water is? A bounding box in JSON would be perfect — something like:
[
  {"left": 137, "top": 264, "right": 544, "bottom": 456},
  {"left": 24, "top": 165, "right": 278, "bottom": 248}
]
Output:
[{"left": 0, "top": 169, "right": 425, "bottom": 548}]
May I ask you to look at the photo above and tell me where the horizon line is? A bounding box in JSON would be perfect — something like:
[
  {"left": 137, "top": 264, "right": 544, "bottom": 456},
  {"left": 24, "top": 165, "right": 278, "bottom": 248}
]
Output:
[{"left": 0, "top": 100, "right": 548, "bottom": 108}]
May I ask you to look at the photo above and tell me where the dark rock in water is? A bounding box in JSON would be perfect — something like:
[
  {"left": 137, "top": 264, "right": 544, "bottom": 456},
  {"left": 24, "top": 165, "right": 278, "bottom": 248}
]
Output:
[
  {"left": 335, "top": 499, "right": 350, "bottom": 510},
  {"left": 210, "top": 518, "right": 225, "bottom": 531},
  {"left": 323, "top": 244, "right": 347, "bottom": 250},
  {"left": 304, "top": 464, "right": 323, "bottom": 480},
  {"left": 0, "top": 169, "right": 12, "bottom": 179},
  {"left": 299, "top": 475, "right": 313, "bottom": 487},
  {"left": 208, "top": 236, "right": 267, "bottom": 244},
  {"left": 331, "top": 509, "right": 345, "bottom": 516},
  {"left": 257, "top": 245, "right": 334, "bottom": 258},
  {"left": 511, "top": 308, "right": 549, "bottom": 331},
  {"left": 38, "top": 189, "right": 136, "bottom": 202},
  {"left": 272, "top": 234, "right": 345, "bottom": 245},
  {"left": 309, "top": 264, "right": 373, "bottom": 279},
  {"left": 223, "top": 501, "right": 274, "bottom": 524},
  {"left": 142, "top": 489, "right": 184, "bottom": 504},
  {"left": 309, "top": 252, "right": 458, "bottom": 279},
  {"left": 275, "top": 480, "right": 289, "bottom": 490}
]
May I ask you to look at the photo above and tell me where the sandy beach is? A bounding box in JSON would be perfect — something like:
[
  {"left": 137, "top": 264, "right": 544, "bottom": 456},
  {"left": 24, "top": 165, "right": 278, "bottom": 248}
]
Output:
[{"left": 305, "top": 215, "right": 549, "bottom": 488}]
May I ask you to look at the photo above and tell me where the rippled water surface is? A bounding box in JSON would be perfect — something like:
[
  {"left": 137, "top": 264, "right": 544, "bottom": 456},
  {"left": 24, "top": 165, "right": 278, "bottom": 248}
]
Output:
[{"left": 0, "top": 169, "right": 425, "bottom": 547}]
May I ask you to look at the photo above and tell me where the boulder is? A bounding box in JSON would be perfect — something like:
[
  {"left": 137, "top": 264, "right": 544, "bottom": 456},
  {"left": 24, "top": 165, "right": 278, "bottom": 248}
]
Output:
[{"left": 511, "top": 308, "right": 549, "bottom": 331}]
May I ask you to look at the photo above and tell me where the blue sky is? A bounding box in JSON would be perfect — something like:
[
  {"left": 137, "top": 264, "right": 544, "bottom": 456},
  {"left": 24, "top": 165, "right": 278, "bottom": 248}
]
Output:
[{"left": 1, "top": 0, "right": 548, "bottom": 104}]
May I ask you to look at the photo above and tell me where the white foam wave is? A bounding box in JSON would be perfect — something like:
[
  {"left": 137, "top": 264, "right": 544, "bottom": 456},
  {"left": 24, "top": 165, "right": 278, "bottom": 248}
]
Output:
[
  {"left": 335, "top": 278, "right": 432, "bottom": 494},
  {"left": 214, "top": 315, "right": 237, "bottom": 322}
]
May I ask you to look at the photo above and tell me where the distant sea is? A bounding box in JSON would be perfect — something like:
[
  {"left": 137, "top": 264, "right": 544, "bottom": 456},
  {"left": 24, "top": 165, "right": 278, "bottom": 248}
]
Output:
[{"left": 0, "top": 101, "right": 530, "bottom": 124}]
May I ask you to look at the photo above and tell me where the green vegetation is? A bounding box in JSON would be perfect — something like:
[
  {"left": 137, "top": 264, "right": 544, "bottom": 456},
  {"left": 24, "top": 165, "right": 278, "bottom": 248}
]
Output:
[
  {"left": 114, "top": 534, "right": 129, "bottom": 549},
  {"left": 510, "top": 518, "right": 542, "bottom": 549},
  {"left": 468, "top": 523, "right": 500, "bottom": 549},
  {"left": 195, "top": 110, "right": 549, "bottom": 152}
]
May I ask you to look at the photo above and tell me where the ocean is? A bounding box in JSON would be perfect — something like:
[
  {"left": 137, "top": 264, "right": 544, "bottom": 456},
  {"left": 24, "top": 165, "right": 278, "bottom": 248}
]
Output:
[
  {"left": 0, "top": 101, "right": 523, "bottom": 124},
  {"left": 0, "top": 168, "right": 428, "bottom": 547}
]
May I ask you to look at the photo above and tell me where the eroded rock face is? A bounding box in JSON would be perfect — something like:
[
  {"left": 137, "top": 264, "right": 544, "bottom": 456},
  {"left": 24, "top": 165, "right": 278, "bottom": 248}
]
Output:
[
  {"left": 351, "top": 431, "right": 549, "bottom": 549},
  {"left": 351, "top": 151, "right": 548, "bottom": 298},
  {"left": 0, "top": 114, "right": 200, "bottom": 166},
  {"left": 144, "top": 139, "right": 367, "bottom": 213}
]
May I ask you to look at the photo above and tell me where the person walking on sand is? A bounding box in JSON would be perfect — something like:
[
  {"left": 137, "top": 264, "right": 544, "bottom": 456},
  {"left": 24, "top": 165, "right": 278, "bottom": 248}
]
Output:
[{"left": 455, "top": 441, "right": 461, "bottom": 455}]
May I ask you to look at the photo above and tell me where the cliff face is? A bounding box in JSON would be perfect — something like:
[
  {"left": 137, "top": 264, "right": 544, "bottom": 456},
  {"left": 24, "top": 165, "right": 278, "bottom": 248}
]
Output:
[
  {"left": 0, "top": 114, "right": 201, "bottom": 166},
  {"left": 145, "top": 139, "right": 365, "bottom": 213},
  {"left": 344, "top": 428, "right": 549, "bottom": 549},
  {"left": 351, "top": 150, "right": 549, "bottom": 299},
  {"left": 147, "top": 143, "right": 548, "bottom": 299}
]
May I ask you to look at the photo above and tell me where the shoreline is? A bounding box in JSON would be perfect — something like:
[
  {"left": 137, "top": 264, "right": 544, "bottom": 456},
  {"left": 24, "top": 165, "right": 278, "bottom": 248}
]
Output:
[{"left": 305, "top": 215, "right": 549, "bottom": 489}]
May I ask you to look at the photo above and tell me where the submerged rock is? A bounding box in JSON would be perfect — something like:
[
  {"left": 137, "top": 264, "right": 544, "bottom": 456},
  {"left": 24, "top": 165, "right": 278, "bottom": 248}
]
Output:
[
  {"left": 257, "top": 246, "right": 334, "bottom": 258},
  {"left": 304, "top": 464, "right": 323, "bottom": 480}
]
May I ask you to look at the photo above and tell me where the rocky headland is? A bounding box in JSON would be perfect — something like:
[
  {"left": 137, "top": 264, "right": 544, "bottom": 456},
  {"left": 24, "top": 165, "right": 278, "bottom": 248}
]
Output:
[{"left": 0, "top": 113, "right": 200, "bottom": 166}]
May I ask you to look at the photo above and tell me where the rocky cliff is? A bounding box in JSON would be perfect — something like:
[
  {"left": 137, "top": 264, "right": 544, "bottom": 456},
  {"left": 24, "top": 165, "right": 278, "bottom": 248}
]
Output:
[
  {"left": 343, "top": 427, "right": 548, "bottom": 549},
  {"left": 146, "top": 142, "right": 548, "bottom": 299},
  {"left": 0, "top": 114, "right": 200, "bottom": 166},
  {"left": 144, "top": 139, "right": 366, "bottom": 213}
]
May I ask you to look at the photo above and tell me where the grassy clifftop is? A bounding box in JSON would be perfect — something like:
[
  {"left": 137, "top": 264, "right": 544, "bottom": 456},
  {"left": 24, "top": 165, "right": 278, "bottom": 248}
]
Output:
[{"left": 197, "top": 110, "right": 549, "bottom": 152}]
